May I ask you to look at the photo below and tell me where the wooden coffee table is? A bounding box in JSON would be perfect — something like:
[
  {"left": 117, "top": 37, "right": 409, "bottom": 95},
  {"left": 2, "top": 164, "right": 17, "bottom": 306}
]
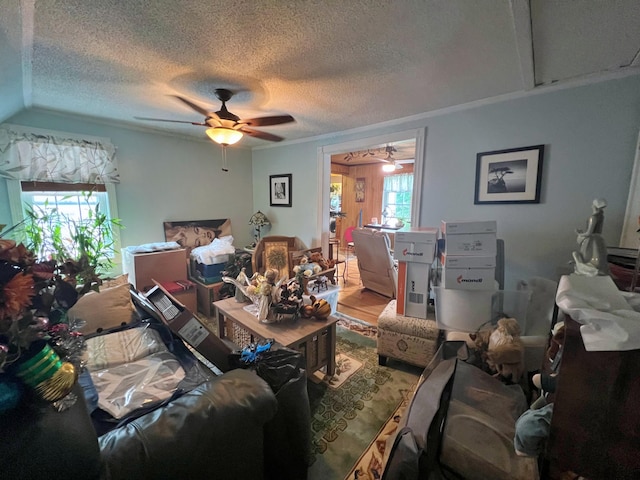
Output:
[{"left": 213, "top": 297, "right": 338, "bottom": 377}]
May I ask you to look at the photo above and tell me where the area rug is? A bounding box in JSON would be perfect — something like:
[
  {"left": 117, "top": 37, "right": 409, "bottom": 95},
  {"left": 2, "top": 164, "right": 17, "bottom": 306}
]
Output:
[
  {"left": 345, "top": 389, "right": 414, "bottom": 479},
  {"left": 334, "top": 311, "right": 378, "bottom": 338},
  {"left": 307, "top": 325, "right": 422, "bottom": 480}
]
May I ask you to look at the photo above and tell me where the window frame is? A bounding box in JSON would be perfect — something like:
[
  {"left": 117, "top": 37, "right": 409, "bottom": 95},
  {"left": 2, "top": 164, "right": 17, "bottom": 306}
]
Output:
[
  {"left": 382, "top": 172, "right": 414, "bottom": 226},
  {"left": 7, "top": 179, "right": 122, "bottom": 275}
]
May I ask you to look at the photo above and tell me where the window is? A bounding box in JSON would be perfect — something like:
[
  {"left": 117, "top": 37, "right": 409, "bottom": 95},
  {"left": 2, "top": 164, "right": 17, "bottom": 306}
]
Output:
[
  {"left": 1, "top": 125, "right": 121, "bottom": 274},
  {"left": 382, "top": 173, "right": 413, "bottom": 226},
  {"left": 7, "top": 180, "right": 121, "bottom": 275}
]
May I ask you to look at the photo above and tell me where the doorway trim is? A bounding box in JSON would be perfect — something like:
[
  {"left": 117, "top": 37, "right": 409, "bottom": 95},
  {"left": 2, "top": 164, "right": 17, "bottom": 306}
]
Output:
[{"left": 316, "top": 128, "right": 427, "bottom": 255}]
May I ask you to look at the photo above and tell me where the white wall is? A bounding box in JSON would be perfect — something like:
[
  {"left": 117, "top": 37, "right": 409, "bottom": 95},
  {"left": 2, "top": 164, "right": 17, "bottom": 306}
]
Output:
[
  {"left": 0, "top": 111, "right": 255, "bottom": 267},
  {"left": 252, "top": 75, "right": 640, "bottom": 288}
]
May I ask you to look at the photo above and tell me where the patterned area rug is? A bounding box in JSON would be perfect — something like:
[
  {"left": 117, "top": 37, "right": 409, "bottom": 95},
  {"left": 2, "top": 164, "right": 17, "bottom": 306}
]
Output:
[
  {"left": 345, "top": 390, "right": 414, "bottom": 479},
  {"left": 307, "top": 325, "right": 422, "bottom": 480},
  {"left": 334, "top": 311, "right": 378, "bottom": 338}
]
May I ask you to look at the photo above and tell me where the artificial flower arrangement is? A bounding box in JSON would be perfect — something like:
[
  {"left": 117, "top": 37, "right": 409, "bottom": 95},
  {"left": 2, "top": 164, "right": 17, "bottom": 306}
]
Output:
[{"left": 0, "top": 237, "right": 101, "bottom": 413}]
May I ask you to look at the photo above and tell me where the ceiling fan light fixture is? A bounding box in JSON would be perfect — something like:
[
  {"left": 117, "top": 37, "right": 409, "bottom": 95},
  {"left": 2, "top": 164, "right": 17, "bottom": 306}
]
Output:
[
  {"left": 382, "top": 162, "right": 396, "bottom": 172},
  {"left": 206, "top": 127, "right": 243, "bottom": 146}
]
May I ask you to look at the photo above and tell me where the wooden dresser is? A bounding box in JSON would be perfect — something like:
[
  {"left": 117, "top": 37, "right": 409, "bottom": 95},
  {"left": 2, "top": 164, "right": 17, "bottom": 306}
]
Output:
[{"left": 546, "top": 304, "right": 640, "bottom": 478}]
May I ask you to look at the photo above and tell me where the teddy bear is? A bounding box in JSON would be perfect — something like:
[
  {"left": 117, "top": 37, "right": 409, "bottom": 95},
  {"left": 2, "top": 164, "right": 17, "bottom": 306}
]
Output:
[
  {"left": 309, "top": 251, "right": 337, "bottom": 271},
  {"left": 470, "top": 317, "right": 525, "bottom": 384}
]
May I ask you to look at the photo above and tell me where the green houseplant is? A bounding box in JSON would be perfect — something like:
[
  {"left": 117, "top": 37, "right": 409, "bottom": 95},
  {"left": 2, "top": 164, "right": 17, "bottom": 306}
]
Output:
[{"left": 22, "top": 191, "right": 122, "bottom": 277}]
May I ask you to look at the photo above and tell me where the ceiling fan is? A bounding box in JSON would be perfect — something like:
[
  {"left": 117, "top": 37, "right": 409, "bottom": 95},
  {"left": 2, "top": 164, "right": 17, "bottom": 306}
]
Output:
[
  {"left": 135, "top": 88, "right": 295, "bottom": 146},
  {"left": 378, "top": 146, "right": 403, "bottom": 171}
]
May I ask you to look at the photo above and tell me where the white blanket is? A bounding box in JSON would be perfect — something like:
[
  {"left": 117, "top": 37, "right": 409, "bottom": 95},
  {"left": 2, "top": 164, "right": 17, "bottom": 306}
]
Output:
[
  {"left": 556, "top": 274, "right": 640, "bottom": 351},
  {"left": 190, "top": 235, "right": 235, "bottom": 264}
]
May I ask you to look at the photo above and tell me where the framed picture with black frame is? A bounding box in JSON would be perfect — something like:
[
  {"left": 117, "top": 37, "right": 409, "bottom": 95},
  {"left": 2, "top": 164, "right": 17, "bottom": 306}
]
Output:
[
  {"left": 270, "top": 173, "right": 292, "bottom": 207},
  {"left": 474, "top": 145, "right": 544, "bottom": 204}
]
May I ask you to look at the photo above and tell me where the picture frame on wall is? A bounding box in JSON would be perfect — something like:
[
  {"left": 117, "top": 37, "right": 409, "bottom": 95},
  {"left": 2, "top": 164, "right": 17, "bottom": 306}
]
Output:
[
  {"left": 474, "top": 145, "right": 544, "bottom": 204},
  {"left": 270, "top": 173, "right": 292, "bottom": 207},
  {"left": 163, "top": 218, "right": 232, "bottom": 255},
  {"left": 355, "top": 177, "right": 365, "bottom": 203}
]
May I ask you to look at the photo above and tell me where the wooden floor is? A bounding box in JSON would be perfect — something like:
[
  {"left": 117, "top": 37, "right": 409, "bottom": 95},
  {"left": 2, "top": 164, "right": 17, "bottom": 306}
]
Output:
[{"left": 335, "top": 255, "right": 391, "bottom": 325}]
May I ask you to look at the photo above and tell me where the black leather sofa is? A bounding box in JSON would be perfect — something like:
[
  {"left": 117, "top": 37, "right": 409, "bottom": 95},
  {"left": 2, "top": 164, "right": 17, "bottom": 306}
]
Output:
[{"left": 1, "top": 291, "right": 311, "bottom": 480}]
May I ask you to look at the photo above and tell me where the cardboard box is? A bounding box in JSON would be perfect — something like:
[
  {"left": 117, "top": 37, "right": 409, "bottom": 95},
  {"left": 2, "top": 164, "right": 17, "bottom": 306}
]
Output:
[
  {"left": 145, "top": 284, "right": 231, "bottom": 372},
  {"left": 397, "top": 261, "right": 430, "bottom": 319},
  {"left": 157, "top": 280, "right": 197, "bottom": 314},
  {"left": 122, "top": 248, "right": 188, "bottom": 292},
  {"left": 440, "top": 254, "right": 496, "bottom": 268},
  {"left": 394, "top": 228, "right": 438, "bottom": 264},
  {"left": 440, "top": 220, "right": 497, "bottom": 235},
  {"left": 441, "top": 265, "right": 497, "bottom": 290},
  {"left": 441, "top": 232, "right": 497, "bottom": 256}
]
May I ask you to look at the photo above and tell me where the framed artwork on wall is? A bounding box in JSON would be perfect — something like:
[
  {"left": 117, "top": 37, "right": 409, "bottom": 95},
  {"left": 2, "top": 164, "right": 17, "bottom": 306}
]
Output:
[
  {"left": 355, "top": 177, "right": 365, "bottom": 203},
  {"left": 163, "top": 218, "right": 232, "bottom": 255},
  {"left": 474, "top": 145, "right": 544, "bottom": 204},
  {"left": 270, "top": 173, "right": 292, "bottom": 207}
]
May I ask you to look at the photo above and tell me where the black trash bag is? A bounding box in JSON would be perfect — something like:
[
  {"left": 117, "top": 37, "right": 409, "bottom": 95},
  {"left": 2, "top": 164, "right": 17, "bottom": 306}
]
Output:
[
  {"left": 228, "top": 338, "right": 276, "bottom": 369},
  {"left": 255, "top": 347, "right": 304, "bottom": 394}
]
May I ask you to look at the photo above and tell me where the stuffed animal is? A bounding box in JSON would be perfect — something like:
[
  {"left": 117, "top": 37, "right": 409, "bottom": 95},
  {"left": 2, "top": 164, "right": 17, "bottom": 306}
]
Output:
[
  {"left": 470, "top": 317, "right": 525, "bottom": 383},
  {"left": 309, "top": 251, "right": 337, "bottom": 271}
]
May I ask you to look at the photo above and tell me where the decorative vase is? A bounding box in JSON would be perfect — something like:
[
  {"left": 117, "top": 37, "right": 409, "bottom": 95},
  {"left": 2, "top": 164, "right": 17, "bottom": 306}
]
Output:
[{"left": 13, "top": 341, "right": 77, "bottom": 402}]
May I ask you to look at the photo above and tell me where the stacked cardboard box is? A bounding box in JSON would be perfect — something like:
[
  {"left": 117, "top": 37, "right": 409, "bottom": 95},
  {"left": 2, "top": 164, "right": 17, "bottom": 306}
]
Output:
[
  {"left": 439, "top": 220, "right": 497, "bottom": 291},
  {"left": 394, "top": 227, "right": 438, "bottom": 319}
]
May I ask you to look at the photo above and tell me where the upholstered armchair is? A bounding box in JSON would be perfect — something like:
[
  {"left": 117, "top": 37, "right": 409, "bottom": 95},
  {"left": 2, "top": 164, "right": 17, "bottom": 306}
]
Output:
[{"left": 351, "top": 228, "right": 397, "bottom": 298}]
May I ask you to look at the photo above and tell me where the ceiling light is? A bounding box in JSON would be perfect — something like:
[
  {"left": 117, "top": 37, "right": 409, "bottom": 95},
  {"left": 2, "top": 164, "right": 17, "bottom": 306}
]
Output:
[
  {"left": 382, "top": 163, "right": 396, "bottom": 172},
  {"left": 206, "top": 127, "right": 243, "bottom": 146}
]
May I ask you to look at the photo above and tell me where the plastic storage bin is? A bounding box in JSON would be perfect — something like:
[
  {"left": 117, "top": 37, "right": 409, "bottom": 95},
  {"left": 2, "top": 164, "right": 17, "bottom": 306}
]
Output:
[{"left": 433, "top": 286, "right": 530, "bottom": 332}]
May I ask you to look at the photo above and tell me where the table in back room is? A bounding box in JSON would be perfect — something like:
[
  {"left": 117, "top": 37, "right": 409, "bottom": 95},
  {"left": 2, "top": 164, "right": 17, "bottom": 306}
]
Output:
[{"left": 213, "top": 297, "right": 338, "bottom": 377}]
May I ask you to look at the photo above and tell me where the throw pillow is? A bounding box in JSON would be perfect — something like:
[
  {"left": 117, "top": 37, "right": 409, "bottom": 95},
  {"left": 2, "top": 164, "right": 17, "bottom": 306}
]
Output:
[{"left": 68, "top": 282, "right": 136, "bottom": 334}]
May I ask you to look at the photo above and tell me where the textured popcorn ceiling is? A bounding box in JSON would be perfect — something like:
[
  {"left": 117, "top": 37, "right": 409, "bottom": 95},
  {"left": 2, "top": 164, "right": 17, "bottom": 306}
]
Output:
[{"left": 2, "top": 0, "right": 640, "bottom": 147}]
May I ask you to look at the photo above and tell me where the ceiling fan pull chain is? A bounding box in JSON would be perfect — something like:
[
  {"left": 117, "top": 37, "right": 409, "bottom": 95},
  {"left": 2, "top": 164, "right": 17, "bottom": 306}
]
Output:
[{"left": 221, "top": 145, "right": 229, "bottom": 172}]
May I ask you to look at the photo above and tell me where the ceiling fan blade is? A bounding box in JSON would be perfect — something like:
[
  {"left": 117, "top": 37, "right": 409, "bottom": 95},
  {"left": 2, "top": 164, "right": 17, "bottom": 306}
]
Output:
[
  {"left": 134, "top": 116, "right": 207, "bottom": 126},
  {"left": 171, "top": 95, "right": 216, "bottom": 118},
  {"left": 240, "top": 127, "right": 284, "bottom": 142},
  {"left": 240, "top": 114, "right": 295, "bottom": 127}
]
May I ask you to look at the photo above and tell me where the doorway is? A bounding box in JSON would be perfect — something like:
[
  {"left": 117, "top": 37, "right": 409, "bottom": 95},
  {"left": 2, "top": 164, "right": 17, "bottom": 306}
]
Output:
[{"left": 317, "top": 128, "right": 426, "bottom": 256}]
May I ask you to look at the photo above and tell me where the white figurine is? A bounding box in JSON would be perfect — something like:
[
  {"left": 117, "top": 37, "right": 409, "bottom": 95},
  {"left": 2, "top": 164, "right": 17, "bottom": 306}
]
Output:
[{"left": 572, "top": 198, "right": 610, "bottom": 276}]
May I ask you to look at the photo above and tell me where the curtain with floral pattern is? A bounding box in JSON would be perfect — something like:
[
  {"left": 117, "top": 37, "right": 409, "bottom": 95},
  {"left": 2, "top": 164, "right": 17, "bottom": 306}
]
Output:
[{"left": 0, "top": 125, "right": 119, "bottom": 184}]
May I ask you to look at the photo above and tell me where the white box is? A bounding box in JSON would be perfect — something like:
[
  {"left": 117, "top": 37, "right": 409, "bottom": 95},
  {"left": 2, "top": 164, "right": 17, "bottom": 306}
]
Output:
[
  {"left": 394, "top": 228, "right": 438, "bottom": 264},
  {"left": 397, "top": 262, "right": 430, "bottom": 319},
  {"left": 442, "top": 232, "right": 497, "bottom": 256},
  {"left": 440, "top": 220, "right": 497, "bottom": 235},
  {"left": 441, "top": 265, "right": 497, "bottom": 290},
  {"left": 433, "top": 287, "right": 530, "bottom": 332},
  {"left": 440, "top": 254, "right": 496, "bottom": 268}
]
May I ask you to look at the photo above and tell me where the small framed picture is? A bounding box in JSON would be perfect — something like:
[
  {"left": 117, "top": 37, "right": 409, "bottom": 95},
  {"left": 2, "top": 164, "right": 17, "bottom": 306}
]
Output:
[
  {"left": 474, "top": 145, "right": 544, "bottom": 204},
  {"left": 270, "top": 174, "right": 292, "bottom": 207},
  {"left": 355, "top": 177, "right": 365, "bottom": 203}
]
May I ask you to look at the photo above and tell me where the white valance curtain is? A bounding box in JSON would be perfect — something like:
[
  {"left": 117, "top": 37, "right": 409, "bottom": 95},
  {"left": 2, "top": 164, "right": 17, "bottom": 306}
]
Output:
[
  {"left": 0, "top": 124, "right": 120, "bottom": 184},
  {"left": 383, "top": 172, "right": 413, "bottom": 192}
]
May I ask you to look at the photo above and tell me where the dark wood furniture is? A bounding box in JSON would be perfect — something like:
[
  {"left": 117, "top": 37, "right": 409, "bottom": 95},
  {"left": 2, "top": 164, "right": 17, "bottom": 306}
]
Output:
[{"left": 546, "top": 316, "right": 640, "bottom": 479}]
